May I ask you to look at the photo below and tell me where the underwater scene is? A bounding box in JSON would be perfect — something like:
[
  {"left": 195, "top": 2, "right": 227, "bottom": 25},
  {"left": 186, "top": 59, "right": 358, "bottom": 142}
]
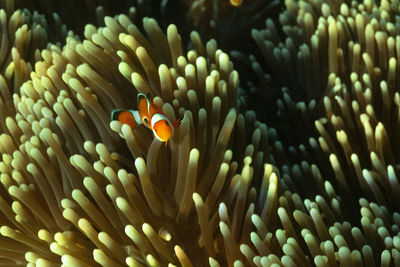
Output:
[{"left": 0, "top": 0, "right": 398, "bottom": 266}]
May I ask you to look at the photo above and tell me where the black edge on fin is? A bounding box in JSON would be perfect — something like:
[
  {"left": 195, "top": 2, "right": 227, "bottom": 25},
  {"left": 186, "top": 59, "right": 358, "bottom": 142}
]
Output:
[{"left": 111, "top": 109, "right": 123, "bottom": 121}]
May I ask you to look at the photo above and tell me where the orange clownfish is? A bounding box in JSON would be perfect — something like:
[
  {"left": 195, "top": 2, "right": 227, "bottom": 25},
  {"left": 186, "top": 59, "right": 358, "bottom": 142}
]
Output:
[{"left": 111, "top": 93, "right": 182, "bottom": 145}]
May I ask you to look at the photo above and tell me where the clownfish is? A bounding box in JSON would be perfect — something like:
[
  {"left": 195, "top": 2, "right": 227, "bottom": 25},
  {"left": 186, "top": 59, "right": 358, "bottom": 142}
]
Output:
[
  {"left": 229, "top": 0, "right": 243, "bottom": 7},
  {"left": 111, "top": 93, "right": 182, "bottom": 145}
]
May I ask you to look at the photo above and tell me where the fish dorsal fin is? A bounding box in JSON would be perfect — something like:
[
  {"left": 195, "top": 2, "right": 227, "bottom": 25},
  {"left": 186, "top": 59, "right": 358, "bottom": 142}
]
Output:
[{"left": 137, "top": 93, "right": 151, "bottom": 114}]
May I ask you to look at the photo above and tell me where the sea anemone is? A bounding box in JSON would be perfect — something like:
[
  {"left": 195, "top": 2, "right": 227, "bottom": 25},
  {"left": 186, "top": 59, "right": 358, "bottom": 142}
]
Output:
[
  {"left": 175, "top": 0, "right": 281, "bottom": 51},
  {"left": 249, "top": 0, "right": 400, "bottom": 265},
  {"left": 13, "top": 0, "right": 139, "bottom": 37},
  {"left": 0, "top": 8, "right": 276, "bottom": 264},
  {"left": 252, "top": 0, "right": 400, "bottom": 209},
  {"left": 0, "top": 0, "right": 399, "bottom": 266},
  {"left": 0, "top": 1, "right": 71, "bottom": 148}
]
